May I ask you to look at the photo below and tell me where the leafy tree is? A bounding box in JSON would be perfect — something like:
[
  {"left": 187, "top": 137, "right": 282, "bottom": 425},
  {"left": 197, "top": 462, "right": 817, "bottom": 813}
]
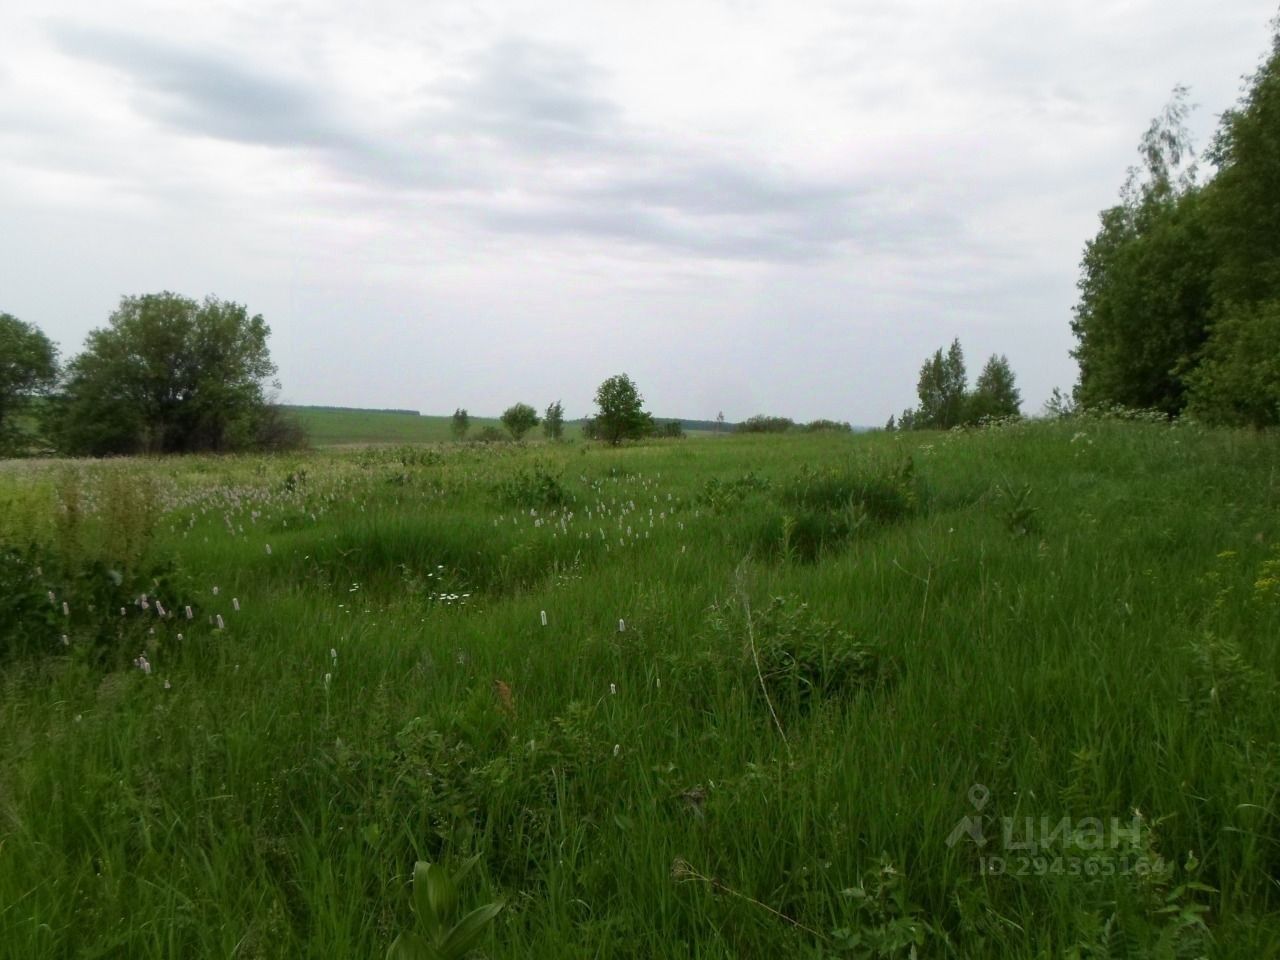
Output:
[
  {"left": 657, "top": 419, "right": 685, "bottom": 438},
  {"left": 909, "top": 339, "right": 968, "bottom": 429},
  {"left": 542, "top": 400, "right": 564, "bottom": 440},
  {"left": 49, "top": 292, "right": 284, "bottom": 455},
  {"left": 1204, "top": 27, "right": 1280, "bottom": 308},
  {"left": 1071, "top": 86, "right": 1214, "bottom": 415},
  {"left": 451, "top": 407, "right": 470, "bottom": 441},
  {"left": 966, "top": 354, "right": 1022, "bottom": 421},
  {"left": 500, "top": 402, "right": 539, "bottom": 440},
  {"left": 592, "top": 374, "right": 652, "bottom": 444},
  {"left": 0, "top": 313, "right": 58, "bottom": 454},
  {"left": 1186, "top": 300, "right": 1280, "bottom": 427}
]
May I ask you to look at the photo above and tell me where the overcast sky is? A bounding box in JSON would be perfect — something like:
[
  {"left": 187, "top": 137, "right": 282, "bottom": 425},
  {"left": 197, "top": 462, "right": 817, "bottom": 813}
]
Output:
[{"left": 2, "top": 1, "right": 1275, "bottom": 423}]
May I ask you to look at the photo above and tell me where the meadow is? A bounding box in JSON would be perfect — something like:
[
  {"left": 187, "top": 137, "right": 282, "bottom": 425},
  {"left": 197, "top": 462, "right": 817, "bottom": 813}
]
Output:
[{"left": 1, "top": 419, "right": 1278, "bottom": 958}]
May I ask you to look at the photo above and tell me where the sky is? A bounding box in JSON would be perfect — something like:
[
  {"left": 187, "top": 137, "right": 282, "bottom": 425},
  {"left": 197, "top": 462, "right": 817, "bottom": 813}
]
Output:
[{"left": 1, "top": 1, "right": 1276, "bottom": 424}]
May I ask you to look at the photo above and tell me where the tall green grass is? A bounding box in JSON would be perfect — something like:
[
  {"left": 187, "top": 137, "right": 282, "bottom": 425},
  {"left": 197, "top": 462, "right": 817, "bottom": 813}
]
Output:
[{"left": 1, "top": 421, "right": 1278, "bottom": 957}]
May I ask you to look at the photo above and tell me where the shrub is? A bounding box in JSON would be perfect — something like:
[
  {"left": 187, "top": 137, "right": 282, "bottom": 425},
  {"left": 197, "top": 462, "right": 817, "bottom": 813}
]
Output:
[
  {"left": 736, "top": 415, "right": 794, "bottom": 433},
  {"left": 803, "top": 419, "right": 853, "bottom": 433}
]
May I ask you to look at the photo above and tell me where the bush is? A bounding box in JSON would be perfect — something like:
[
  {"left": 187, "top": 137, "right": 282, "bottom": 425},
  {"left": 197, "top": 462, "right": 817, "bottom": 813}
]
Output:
[
  {"left": 803, "top": 419, "right": 853, "bottom": 433},
  {"left": 495, "top": 465, "right": 571, "bottom": 509},
  {"left": 707, "top": 595, "right": 894, "bottom": 712},
  {"left": 736, "top": 415, "right": 794, "bottom": 434}
]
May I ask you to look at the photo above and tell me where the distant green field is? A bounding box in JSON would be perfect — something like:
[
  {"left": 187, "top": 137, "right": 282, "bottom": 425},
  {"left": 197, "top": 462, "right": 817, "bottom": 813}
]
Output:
[{"left": 285, "top": 406, "right": 716, "bottom": 445}]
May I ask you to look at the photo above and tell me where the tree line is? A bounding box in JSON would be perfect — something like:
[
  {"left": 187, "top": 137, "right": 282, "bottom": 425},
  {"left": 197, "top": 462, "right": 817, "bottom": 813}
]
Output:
[
  {"left": 1, "top": 293, "right": 302, "bottom": 457},
  {"left": 1071, "top": 21, "right": 1280, "bottom": 427},
  {"left": 0, "top": 299, "right": 686, "bottom": 457}
]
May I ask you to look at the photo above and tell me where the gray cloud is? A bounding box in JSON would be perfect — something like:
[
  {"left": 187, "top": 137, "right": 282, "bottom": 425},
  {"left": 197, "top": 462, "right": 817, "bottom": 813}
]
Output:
[{"left": 47, "top": 24, "right": 942, "bottom": 262}]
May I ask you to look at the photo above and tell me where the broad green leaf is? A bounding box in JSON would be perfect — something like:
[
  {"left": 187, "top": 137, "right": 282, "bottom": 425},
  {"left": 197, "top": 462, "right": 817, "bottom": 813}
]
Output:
[{"left": 440, "top": 901, "right": 504, "bottom": 957}]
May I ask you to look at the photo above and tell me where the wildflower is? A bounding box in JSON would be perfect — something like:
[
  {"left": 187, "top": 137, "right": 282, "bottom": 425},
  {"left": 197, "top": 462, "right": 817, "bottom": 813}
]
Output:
[
  {"left": 232, "top": 598, "right": 240, "bottom": 611},
  {"left": 540, "top": 610, "right": 548, "bottom": 626},
  {"left": 212, "top": 586, "right": 220, "bottom": 596},
  {"left": 164, "top": 679, "right": 172, "bottom": 690},
  {"left": 330, "top": 648, "right": 338, "bottom": 664},
  {"left": 324, "top": 672, "right": 332, "bottom": 689},
  {"left": 155, "top": 601, "right": 166, "bottom": 617},
  {"left": 61, "top": 634, "right": 69, "bottom": 646},
  {"left": 185, "top": 606, "right": 193, "bottom": 620},
  {"left": 618, "top": 619, "right": 626, "bottom": 633},
  {"left": 134, "top": 654, "right": 152, "bottom": 675},
  {"left": 265, "top": 544, "right": 273, "bottom": 555},
  {"left": 215, "top": 614, "right": 225, "bottom": 630},
  {"left": 62, "top": 601, "right": 69, "bottom": 617},
  {"left": 613, "top": 744, "right": 621, "bottom": 757},
  {"left": 610, "top": 683, "right": 617, "bottom": 695}
]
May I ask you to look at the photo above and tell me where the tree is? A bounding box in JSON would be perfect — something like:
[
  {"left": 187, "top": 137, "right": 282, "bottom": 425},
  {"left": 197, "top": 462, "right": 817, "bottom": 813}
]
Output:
[
  {"left": 909, "top": 338, "right": 968, "bottom": 429},
  {"left": 715, "top": 411, "right": 725, "bottom": 435},
  {"left": 1186, "top": 300, "right": 1280, "bottom": 427},
  {"left": 0, "top": 313, "right": 58, "bottom": 454},
  {"left": 500, "top": 402, "right": 539, "bottom": 440},
  {"left": 593, "top": 374, "right": 651, "bottom": 444},
  {"left": 543, "top": 401, "right": 564, "bottom": 440},
  {"left": 1071, "top": 86, "right": 1213, "bottom": 415},
  {"left": 966, "top": 354, "right": 1022, "bottom": 422},
  {"left": 451, "top": 407, "right": 470, "bottom": 441},
  {"left": 50, "top": 292, "right": 285, "bottom": 455}
]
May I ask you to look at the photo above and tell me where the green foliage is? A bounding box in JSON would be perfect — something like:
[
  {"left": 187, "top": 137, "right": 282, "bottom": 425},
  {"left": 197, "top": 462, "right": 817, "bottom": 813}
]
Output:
[
  {"left": 832, "top": 855, "right": 934, "bottom": 957},
  {"left": 1073, "top": 26, "right": 1280, "bottom": 423},
  {"left": 995, "top": 480, "right": 1040, "bottom": 538},
  {"left": 451, "top": 408, "right": 470, "bottom": 441},
  {"left": 966, "top": 355, "right": 1022, "bottom": 422},
  {"left": 542, "top": 401, "right": 564, "bottom": 441},
  {"left": 592, "top": 373, "right": 651, "bottom": 444},
  {"left": 499, "top": 403, "right": 539, "bottom": 441},
  {"left": 736, "top": 414, "right": 794, "bottom": 433},
  {"left": 697, "top": 472, "right": 772, "bottom": 512},
  {"left": 729, "top": 595, "right": 894, "bottom": 711},
  {"left": 656, "top": 419, "right": 685, "bottom": 438},
  {"left": 904, "top": 339, "right": 968, "bottom": 430},
  {"left": 386, "top": 858, "right": 503, "bottom": 960},
  {"left": 49, "top": 292, "right": 286, "bottom": 455},
  {"left": 898, "top": 339, "right": 1021, "bottom": 430},
  {"left": 749, "top": 458, "right": 919, "bottom": 562},
  {"left": 1185, "top": 299, "right": 1280, "bottom": 427},
  {"left": 495, "top": 464, "right": 570, "bottom": 509},
  {"left": 0, "top": 312, "right": 59, "bottom": 455},
  {"left": 803, "top": 419, "right": 853, "bottom": 433}
]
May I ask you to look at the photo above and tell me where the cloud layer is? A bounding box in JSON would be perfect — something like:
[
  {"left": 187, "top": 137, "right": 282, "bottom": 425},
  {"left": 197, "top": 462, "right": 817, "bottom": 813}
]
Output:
[{"left": 2, "top": 0, "right": 1275, "bottom": 422}]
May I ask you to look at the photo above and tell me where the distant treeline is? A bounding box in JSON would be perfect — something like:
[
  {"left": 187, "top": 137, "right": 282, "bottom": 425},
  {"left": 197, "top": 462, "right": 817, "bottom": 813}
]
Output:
[{"left": 285, "top": 405, "right": 422, "bottom": 417}]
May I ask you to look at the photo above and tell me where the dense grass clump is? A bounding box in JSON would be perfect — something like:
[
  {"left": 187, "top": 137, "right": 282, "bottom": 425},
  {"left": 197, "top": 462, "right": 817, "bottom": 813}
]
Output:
[{"left": 1, "top": 422, "right": 1278, "bottom": 958}]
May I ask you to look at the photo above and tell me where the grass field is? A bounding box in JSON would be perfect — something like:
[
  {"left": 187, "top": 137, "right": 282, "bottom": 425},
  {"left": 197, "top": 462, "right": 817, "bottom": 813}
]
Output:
[{"left": 1, "top": 420, "right": 1278, "bottom": 957}]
